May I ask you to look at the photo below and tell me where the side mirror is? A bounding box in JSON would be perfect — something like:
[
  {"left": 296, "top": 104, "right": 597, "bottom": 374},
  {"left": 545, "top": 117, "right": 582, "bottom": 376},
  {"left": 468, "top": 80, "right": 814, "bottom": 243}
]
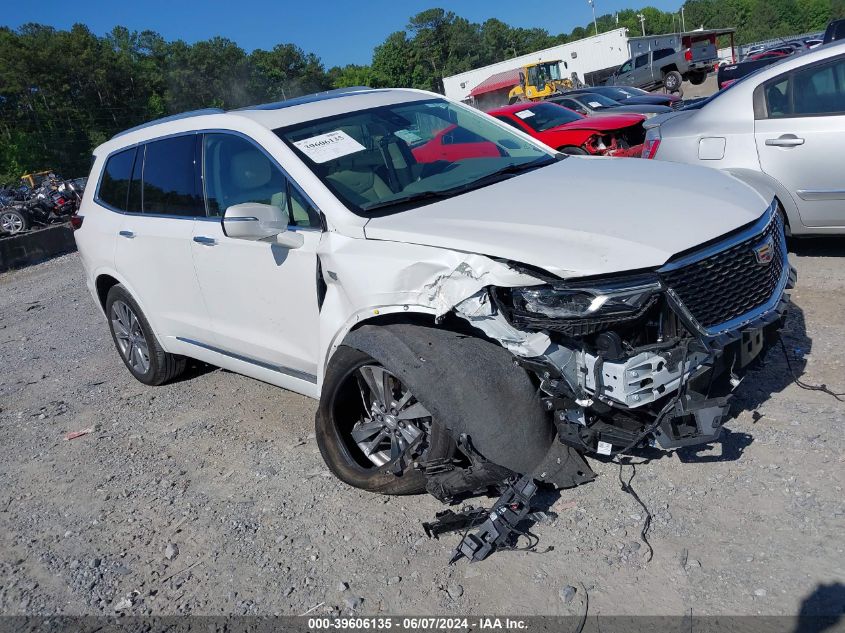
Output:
[{"left": 222, "top": 203, "right": 304, "bottom": 249}]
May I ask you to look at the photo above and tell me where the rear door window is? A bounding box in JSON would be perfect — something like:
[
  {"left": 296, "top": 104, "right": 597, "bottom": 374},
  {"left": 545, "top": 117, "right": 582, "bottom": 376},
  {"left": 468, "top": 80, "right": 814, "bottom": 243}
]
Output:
[
  {"left": 97, "top": 148, "right": 136, "bottom": 211},
  {"left": 142, "top": 135, "right": 204, "bottom": 216},
  {"left": 762, "top": 56, "right": 845, "bottom": 118}
]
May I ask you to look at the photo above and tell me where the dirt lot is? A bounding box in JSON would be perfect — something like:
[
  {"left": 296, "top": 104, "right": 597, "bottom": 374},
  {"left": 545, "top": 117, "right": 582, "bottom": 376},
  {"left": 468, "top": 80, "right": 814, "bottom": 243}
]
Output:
[{"left": 0, "top": 244, "right": 843, "bottom": 620}]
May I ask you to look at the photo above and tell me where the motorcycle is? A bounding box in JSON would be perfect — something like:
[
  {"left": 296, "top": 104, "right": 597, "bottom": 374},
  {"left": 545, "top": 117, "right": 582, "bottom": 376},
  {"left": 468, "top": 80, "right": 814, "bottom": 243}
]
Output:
[{"left": 0, "top": 175, "right": 85, "bottom": 236}]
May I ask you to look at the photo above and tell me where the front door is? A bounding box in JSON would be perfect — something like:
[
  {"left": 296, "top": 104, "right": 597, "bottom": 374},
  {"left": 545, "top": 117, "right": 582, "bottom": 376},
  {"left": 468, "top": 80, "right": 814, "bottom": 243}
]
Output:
[
  {"left": 190, "top": 132, "right": 323, "bottom": 381},
  {"left": 754, "top": 54, "right": 845, "bottom": 228}
]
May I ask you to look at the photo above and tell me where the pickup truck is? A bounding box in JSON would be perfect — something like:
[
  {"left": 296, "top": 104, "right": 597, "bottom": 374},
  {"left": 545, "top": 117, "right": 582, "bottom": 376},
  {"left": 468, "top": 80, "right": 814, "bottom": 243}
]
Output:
[{"left": 607, "top": 43, "right": 717, "bottom": 94}]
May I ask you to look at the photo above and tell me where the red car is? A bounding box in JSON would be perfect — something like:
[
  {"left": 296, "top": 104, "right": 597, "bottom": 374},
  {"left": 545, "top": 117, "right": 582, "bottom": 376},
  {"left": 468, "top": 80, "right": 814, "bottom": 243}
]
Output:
[
  {"left": 487, "top": 102, "right": 646, "bottom": 157},
  {"left": 411, "top": 125, "right": 502, "bottom": 163}
]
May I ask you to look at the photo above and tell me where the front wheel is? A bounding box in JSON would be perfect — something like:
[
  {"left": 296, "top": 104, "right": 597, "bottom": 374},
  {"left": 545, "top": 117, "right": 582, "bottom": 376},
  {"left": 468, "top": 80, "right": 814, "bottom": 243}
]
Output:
[
  {"left": 316, "top": 346, "right": 453, "bottom": 495},
  {"left": 558, "top": 146, "right": 588, "bottom": 156},
  {"left": 0, "top": 208, "right": 29, "bottom": 235}
]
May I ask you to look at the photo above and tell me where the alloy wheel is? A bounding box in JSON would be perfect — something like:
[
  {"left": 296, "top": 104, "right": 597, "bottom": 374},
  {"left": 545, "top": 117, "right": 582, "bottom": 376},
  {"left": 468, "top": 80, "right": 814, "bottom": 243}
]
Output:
[
  {"left": 111, "top": 300, "right": 150, "bottom": 374},
  {"left": 350, "top": 365, "right": 431, "bottom": 469},
  {"left": 0, "top": 212, "right": 24, "bottom": 234}
]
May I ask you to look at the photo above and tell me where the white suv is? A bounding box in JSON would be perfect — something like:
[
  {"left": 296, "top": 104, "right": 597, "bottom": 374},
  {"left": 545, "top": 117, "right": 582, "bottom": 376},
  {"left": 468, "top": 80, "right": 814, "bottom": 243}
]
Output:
[{"left": 75, "top": 88, "right": 794, "bottom": 499}]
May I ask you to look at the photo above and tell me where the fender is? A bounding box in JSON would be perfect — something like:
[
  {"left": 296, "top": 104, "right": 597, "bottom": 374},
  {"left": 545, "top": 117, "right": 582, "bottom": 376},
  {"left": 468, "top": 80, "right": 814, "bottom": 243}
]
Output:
[
  {"left": 91, "top": 266, "right": 169, "bottom": 351},
  {"left": 320, "top": 303, "right": 437, "bottom": 387}
]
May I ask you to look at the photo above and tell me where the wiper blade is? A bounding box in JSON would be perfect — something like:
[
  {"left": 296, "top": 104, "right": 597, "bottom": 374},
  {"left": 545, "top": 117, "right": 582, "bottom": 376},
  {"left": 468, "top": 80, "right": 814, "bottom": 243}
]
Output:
[
  {"left": 361, "top": 190, "right": 453, "bottom": 212},
  {"left": 360, "top": 158, "right": 557, "bottom": 212}
]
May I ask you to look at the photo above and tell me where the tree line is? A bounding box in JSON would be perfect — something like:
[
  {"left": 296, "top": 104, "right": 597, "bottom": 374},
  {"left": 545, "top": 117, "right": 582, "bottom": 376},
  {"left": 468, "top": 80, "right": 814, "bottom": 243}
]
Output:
[{"left": 1, "top": 0, "right": 843, "bottom": 182}]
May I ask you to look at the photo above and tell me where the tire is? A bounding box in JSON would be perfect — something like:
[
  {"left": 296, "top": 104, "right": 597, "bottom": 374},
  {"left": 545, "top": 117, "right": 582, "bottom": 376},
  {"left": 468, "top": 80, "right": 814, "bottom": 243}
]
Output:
[
  {"left": 317, "top": 324, "right": 563, "bottom": 495},
  {"left": 316, "top": 344, "right": 454, "bottom": 495},
  {"left": 663, "top": 70, "right": 683, "bottom": 93},
  {"left": 688, "top": 71, "right": 707, "bottom": 86},
  {"left": 105, "top": 284, "right": 186, "bottom": 386},
  {"left": 558, "top": 146, "right": 588, "bottom": 156},
  {"left": 0, "top": 208, "right": 29, "bottom": 235}
]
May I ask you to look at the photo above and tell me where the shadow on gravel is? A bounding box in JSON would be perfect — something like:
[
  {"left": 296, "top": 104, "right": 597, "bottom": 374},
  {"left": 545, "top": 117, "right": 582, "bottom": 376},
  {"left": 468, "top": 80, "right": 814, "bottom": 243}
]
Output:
[
  {"left": 675, "top": 430, "right": 753, "bottom": 463},
  {"left": 169, "top": 359, "right": 218, "bottom": 384},
  {"left": 732, "top": 299, "right": 811, "bottom": 412},
  {"left": 793, "top": 582, "right": 845, "bottom": 633},
  {"left": 789, "top": 237, "right": 845, "bottom": 258}
]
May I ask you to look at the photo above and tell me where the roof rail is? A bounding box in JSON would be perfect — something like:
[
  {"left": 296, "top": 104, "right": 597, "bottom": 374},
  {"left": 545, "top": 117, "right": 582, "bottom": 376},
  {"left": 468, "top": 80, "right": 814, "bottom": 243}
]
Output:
[
  {"left": 238, "top": 86, "right": 377, "bottom": 111},
  {"left": 111, "top": 108, "right": 225, "bottom": 139}
]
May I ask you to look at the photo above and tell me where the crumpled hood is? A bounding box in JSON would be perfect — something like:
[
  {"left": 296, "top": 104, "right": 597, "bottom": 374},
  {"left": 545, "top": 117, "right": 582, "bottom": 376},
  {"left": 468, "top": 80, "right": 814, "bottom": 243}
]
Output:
[
  {"left": 363, "top": 158, "right": 769, "bottom": 279},
  {"left": 553, "top": 114, "right": 644, "bottom": 132}
]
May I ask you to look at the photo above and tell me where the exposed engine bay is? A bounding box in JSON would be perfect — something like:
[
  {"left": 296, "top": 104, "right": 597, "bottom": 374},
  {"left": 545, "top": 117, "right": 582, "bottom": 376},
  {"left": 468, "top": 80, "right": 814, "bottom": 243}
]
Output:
[{"left": 416, "top": 204, "right": 795, "bottom": 503}]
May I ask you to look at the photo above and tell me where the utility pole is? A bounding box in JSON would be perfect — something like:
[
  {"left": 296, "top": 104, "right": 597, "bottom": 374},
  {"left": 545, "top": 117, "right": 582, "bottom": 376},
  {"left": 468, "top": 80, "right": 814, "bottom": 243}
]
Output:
[
  {"left": 637, "top": 13, "right": 646, "bottom": 36},
  {"left": 680, "top": 6, "right": 686, "bottom": 33},
  {"left": 587, "top": 0, "right": 598, "bottom": 36}
]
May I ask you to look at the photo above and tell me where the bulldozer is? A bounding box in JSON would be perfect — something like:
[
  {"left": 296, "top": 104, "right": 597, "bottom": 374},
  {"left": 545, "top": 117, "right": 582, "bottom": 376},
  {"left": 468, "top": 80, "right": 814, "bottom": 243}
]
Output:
[{"left": 508, "top": 60, "right": 574, "bottom": 103}]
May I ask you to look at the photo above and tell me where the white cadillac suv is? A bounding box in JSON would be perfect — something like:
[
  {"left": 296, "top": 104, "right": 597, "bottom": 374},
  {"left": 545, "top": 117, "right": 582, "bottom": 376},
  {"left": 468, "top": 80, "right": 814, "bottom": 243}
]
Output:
[{"left": 75, "top": 88, "right": 794, "bottom": 499}]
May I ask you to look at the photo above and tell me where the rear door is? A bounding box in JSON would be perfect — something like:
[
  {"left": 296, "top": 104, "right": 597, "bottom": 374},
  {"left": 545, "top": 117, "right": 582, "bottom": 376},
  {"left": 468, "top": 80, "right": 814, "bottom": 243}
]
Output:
[
  {"left": 114, "top": 134, "right": 215, "bottom": 344},
  {"left": 189, "top": 132, "right": 322, "bottom": 382},
  {"left": 754, "top": 54, "right": 845, "bottom": 228}
]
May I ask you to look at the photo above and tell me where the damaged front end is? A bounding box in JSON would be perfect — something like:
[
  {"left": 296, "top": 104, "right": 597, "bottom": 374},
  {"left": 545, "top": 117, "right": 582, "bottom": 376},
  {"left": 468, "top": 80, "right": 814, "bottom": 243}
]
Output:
[{"left": 454, "top": 203, "right": 794, "bottom": 461}]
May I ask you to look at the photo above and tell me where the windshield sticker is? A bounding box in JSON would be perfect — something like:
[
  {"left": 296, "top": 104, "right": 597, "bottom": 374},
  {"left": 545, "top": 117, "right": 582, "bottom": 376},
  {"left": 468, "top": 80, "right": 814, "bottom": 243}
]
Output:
[
  {"left": 293, "top": 130, "right": 366, "bottom": 163},
  {"left": 515, "top": 110, "right": 535, "bottom": 119},
  {"left": 588, "top": 101, "right": 603, "bottom": 108},
  {"left": 394, "top": 129, "right": 423, "bottom": 144}
]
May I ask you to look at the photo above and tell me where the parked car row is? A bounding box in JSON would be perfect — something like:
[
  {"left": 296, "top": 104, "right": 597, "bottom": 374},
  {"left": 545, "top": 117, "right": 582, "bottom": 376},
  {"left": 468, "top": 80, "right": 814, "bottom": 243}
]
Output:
[
  {"left": 74, "top": 84, "right": 794, "bottom": 505},
  {"left": 645, "top": 39, "right": 845, "bottom": 237}
]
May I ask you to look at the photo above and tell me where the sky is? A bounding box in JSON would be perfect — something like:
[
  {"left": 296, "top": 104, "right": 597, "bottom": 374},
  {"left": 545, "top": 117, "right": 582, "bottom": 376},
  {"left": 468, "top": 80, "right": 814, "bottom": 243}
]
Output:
[{"left": 6, "top": 0, "right": 684, "bottom": 68}]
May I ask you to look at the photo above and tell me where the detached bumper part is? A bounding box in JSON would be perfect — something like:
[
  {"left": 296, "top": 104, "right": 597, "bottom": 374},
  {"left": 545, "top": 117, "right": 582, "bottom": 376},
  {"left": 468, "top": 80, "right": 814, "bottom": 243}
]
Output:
[{"left": 652, "top": 394, "right": 731, "bottom": 450}]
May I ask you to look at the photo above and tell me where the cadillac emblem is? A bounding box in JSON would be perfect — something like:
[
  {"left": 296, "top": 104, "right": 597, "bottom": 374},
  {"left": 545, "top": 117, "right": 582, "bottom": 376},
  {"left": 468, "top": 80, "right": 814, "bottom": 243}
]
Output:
[{"left": 753, "top": 236, "right": 775, "bottom": 266}]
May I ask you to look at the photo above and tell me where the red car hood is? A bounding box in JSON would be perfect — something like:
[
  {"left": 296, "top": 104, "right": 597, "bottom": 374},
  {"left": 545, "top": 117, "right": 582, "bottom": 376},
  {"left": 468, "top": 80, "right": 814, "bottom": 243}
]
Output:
[{"left": 551, "top": 113, "right": 645, "bottom": 132}]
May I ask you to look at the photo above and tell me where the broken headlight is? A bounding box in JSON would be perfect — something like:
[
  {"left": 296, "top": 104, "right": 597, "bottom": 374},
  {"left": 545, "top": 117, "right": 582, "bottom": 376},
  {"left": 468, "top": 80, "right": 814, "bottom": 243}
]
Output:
[
  {"left": 503, "top": 277, "right": 662, "bottom": 337},
  {"left": 513, "top": 281, "right": 661, "bottom": 319}
]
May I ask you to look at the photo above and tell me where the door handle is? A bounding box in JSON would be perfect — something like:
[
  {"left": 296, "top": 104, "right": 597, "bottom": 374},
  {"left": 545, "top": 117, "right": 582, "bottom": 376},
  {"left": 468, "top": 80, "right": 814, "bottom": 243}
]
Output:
[
  {"left": 765, "top": 135, "right": 805, "bottom": 147},
  {"left": 118, "top": 230, "right": 135, "bottom": 238},
  {"left": 192, "top": 236, "right": 216, "bottom": 245}
]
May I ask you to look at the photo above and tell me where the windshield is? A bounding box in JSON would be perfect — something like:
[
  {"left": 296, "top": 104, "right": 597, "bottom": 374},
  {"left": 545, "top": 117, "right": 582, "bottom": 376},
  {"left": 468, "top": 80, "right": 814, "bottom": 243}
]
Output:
[
  {"left": 578, "top": 93, "right": 619, "bottom": 109},
  {"left": 276, "top": 99, "right": 554, "bottom": 215},
  {"left": 511, "top": 102, "right": 582, "bottom": 132},
  {"left": 544, "top": 62, "right": 562, "bottom": 81}
]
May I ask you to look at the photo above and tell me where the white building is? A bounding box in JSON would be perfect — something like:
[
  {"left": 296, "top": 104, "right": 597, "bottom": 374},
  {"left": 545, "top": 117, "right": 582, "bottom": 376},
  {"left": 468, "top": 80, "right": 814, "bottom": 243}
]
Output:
[{"left": 442, "top": 28, "right": 630, "bottom": 103}]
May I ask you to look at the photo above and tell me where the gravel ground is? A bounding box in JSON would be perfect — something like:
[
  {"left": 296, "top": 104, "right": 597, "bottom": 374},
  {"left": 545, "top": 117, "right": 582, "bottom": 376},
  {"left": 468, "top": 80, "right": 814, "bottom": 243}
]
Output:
[{"left": 0, "top": 245, "right": 843, "bottom": 619}]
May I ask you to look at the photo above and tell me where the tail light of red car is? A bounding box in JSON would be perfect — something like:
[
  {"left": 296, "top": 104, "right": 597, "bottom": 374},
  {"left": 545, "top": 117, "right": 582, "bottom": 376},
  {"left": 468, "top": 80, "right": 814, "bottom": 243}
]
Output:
[{"left": 642, "top": 127, "right": 661, "bottom": 159}]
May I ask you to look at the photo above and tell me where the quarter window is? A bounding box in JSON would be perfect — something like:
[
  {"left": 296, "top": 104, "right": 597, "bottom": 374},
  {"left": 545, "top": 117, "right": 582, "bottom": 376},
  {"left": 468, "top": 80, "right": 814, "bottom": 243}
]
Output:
[
  {"left": 97, "top": 148, "right": 136, "bottom": 211},
  {"left": 142, "top": 135, "right": 204, "bottom": 216},
  {"left": 203, "top": 133, "right": 320, "bottom": 228}
]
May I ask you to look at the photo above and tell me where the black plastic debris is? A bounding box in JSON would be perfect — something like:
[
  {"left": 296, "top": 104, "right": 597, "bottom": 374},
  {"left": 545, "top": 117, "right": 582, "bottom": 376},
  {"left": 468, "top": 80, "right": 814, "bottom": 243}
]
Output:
[{"left": 448, "top": 474, "right": 539, "bottom": 564}]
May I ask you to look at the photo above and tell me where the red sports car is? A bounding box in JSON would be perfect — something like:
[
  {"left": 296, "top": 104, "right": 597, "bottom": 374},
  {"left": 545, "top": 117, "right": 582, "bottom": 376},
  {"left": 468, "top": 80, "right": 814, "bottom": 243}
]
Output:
[{"left": 487, "top": 102, "right": 647, "bottom": 157}]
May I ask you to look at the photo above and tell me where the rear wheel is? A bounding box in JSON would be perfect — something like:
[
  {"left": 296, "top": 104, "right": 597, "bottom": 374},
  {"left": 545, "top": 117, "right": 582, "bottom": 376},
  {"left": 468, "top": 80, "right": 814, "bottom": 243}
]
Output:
[
  {"left": 688, "top": 71, "right": 708, "bottom": 86},
  {"left": 0, "top": 208, "right": 29, "bottom": 235},
  {"left": 663, "top": 70, "right": 683, "bottom": 93},
  {"left": 106, "top": 285, "right": 186, "bottom": 386}
]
